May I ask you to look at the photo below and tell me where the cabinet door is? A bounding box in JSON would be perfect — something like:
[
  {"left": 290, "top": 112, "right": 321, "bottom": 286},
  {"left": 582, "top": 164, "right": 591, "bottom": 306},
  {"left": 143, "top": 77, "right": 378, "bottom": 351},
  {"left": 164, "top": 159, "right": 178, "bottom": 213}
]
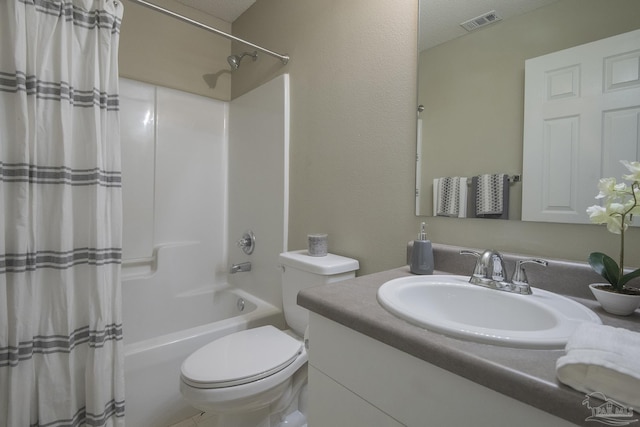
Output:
[
  {"left": 522, "top": 29, "right": 640, "bottom": 223},
  {"left": 308, "top": 314, "right": 577, "bottom": 427},
  {"left": 308, "top": 366, "right": 404, "bottom": 427}
]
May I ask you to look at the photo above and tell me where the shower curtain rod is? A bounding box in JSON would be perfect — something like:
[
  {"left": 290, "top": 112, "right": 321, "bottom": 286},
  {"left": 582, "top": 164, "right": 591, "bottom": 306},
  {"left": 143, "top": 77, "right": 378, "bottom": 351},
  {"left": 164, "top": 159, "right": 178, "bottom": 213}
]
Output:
[{"left": 128, "top": 0, "right": 290, "bottom": 65}]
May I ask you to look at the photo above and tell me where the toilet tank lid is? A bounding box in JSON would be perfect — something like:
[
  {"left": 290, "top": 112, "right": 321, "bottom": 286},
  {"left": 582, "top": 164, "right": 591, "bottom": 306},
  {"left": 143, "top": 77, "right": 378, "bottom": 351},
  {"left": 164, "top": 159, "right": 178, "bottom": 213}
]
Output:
[{"left": 279, "top": 250, "right": 359, "bottom": 275}]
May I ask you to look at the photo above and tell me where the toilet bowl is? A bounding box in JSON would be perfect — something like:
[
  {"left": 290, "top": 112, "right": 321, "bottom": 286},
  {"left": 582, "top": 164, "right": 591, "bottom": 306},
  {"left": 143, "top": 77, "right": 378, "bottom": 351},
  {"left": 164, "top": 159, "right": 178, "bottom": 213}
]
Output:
[
  {"left": 179, "top": 250, "right": 359, "bottom": 426},
  {"left": 180, "top": 326, "right": 307, "bottom": 415}
]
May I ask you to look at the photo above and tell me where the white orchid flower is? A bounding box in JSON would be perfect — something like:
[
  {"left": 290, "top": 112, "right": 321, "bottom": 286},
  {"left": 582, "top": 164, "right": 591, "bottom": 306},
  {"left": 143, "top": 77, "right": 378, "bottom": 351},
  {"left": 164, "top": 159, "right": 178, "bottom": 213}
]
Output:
[
  {"left": 605, "top": 215, "right": 625, "bottom": 234},
  {"left": 623, "top": 198, "right": 637, "bottom": 211},
  {"left": 588, "top": 161, "right": 640, "bottom": 291},
  {"left": 595, "top": 177, "right": 617, "bottom": 199},
  {"left": 586, "top": 205, "right": 607, "bottom": 223},
  {"left": 621, "top": 160, "right": 640, "bottom": 182},
  {"left": 608, "top": 202, "right": 626, "bottom": 214}
]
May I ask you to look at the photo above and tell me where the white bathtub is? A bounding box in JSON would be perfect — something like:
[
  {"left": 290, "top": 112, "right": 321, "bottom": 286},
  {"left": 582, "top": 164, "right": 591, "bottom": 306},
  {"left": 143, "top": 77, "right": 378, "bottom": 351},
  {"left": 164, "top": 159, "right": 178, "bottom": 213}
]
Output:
[{"left": 123, "top": 285, "right": 284, "bottom": 427}]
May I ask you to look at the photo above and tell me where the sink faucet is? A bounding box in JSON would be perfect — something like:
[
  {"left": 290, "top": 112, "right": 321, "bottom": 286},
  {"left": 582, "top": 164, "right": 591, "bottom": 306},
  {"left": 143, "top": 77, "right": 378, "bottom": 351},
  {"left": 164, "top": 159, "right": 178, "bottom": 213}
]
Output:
[
  {"left": 460, "top": 249, "right": 547, "bottom": 295},
  {"left": 229, "top": 261, "right": 252, "bottom": 274}
]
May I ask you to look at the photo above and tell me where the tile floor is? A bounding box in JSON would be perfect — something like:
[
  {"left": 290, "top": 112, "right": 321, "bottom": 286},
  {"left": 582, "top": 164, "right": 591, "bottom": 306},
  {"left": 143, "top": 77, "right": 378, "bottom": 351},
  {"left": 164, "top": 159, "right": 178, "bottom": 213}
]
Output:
[{"left": 169, "top": 412, "right": 217, "bottom": 427}]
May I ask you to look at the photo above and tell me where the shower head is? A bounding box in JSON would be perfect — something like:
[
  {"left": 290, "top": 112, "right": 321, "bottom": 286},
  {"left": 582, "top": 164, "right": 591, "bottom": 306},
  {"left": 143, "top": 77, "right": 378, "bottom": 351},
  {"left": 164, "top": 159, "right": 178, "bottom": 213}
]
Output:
[{"left": 227, "top": 51, "right": 258, "bottom": 70}]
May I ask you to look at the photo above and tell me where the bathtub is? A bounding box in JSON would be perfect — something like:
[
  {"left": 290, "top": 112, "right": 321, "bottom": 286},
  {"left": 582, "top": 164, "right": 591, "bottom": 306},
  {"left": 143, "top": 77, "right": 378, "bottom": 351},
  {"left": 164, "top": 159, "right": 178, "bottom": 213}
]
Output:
[{"left": 123, "top": 285, "right": 284, "bottom": 427}]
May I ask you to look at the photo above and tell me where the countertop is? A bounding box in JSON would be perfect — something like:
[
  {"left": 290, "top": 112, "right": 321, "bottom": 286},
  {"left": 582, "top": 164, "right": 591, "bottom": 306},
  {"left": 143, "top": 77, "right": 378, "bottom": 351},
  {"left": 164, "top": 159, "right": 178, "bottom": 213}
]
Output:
[{"left": 297, "top": 265, "right": 640, "bottom": 426}]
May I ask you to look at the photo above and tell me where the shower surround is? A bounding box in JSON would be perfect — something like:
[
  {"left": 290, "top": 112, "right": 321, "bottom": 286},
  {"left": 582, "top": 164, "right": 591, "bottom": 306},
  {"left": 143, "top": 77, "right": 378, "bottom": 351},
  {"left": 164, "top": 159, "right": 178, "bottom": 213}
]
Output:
[{"left": 119, "top": 75, "right": 290, "bottom": 426}]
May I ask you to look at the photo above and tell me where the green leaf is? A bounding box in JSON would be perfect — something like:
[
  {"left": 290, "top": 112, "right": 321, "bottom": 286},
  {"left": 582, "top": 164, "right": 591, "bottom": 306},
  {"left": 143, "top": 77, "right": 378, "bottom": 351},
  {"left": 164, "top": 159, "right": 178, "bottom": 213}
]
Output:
[
  {"left": 602, "top": 255, "right": 621, "bottom": 287},
  {"left": 620, "top": 268, "right": 640, "bottom": 287},
  {"left": 588, "top": 252, "right": 620, "bottom": 286},
  {"left": 588, "top": 252, "right": 606, "bottom": 275}
]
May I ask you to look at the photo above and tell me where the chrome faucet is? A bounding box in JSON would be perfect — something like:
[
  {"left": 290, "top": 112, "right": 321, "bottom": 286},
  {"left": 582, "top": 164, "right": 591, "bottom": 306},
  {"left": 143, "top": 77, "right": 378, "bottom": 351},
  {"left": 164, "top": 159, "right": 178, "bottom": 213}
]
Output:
[
  {"left": 460, "top": 249, "right": 547, "bottom": 295},
  {"left": 511, "top": 258, "right": 549, "bottom": 291},
  {"left": 229, "top": 261, "right": 252, "bottom": 274}
]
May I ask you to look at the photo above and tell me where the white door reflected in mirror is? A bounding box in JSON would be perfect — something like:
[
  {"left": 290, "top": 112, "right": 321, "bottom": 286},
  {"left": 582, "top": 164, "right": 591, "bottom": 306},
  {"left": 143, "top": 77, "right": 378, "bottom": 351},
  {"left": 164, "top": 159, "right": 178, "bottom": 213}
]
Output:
[{"left": 522, "top": 29, "right": 640, "bottom": 224}]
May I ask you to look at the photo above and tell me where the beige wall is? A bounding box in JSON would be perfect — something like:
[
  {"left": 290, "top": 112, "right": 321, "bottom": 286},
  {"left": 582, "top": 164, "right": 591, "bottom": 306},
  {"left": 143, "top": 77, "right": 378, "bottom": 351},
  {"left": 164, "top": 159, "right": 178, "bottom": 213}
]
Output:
[
  {"left": 119, "top": 0, "right": 639, "bottom": 276},
  {"left": 416, "top": 0, "right": 640, "bottom": 268},
  {"left": 232, "top": 0, "right": 419, "bottom": 274},
  {"left": 119, "top": 0, "right": 232, "bottom": 100}
]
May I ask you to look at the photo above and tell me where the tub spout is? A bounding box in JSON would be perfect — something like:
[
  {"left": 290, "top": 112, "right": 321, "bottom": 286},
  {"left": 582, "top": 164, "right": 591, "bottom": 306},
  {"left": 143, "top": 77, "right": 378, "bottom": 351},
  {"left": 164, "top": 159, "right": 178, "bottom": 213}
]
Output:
[{"left": 229, "top": 261, "right": 251, "bottom": 274}]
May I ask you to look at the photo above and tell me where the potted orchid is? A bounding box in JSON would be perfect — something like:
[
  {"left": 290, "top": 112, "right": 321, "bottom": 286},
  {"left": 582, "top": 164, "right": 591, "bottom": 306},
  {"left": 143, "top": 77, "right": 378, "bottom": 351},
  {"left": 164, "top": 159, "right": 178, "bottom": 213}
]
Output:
[{"left": 586, "top": 160, "right": 640, "bottom": 315}]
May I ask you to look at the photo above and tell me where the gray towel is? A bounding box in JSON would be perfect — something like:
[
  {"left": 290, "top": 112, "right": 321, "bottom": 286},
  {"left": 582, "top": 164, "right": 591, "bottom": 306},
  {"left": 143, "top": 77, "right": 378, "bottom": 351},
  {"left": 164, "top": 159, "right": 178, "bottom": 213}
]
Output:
[
  {"left": 436, "top": 177, "right": 460, "bottom": 217},
  {"left": 472, "top": 174, "right": 509, "bottom": 219}
]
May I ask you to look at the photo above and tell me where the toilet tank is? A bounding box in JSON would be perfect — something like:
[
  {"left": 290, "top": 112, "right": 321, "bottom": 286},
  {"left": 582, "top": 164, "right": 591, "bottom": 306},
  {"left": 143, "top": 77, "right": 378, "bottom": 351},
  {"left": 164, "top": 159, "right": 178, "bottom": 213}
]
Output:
[{"left": 279, "top": 250, "right": 359, "bottom": 336}]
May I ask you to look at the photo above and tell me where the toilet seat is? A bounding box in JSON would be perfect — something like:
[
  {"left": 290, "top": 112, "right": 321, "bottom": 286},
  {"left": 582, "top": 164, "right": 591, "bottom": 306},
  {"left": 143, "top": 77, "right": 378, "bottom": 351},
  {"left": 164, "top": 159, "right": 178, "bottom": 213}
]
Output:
[{"left": 181, "top": 325, "right": 303, "bottom": 389}]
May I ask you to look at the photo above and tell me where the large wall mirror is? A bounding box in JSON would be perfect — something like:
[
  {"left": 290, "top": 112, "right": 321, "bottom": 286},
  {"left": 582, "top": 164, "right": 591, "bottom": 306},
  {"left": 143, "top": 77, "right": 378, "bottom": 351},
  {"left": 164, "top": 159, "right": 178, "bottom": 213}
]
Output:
[{"left": 416, "top": 0, "right": 640, "bottom": 221}]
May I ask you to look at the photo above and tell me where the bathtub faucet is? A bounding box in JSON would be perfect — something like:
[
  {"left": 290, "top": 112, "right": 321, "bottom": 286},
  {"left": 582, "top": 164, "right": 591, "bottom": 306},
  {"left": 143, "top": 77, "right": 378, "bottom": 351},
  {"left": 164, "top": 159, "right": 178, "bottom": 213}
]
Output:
[{"left": 230, "top": 261, "right": 252, "bottom": 274}]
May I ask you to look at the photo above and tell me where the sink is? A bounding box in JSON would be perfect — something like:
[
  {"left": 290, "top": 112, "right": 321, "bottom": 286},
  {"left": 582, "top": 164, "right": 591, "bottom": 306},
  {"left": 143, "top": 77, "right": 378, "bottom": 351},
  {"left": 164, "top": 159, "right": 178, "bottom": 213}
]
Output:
[{"left": 377, "top": 275, "right": 601, "bottom": 349}]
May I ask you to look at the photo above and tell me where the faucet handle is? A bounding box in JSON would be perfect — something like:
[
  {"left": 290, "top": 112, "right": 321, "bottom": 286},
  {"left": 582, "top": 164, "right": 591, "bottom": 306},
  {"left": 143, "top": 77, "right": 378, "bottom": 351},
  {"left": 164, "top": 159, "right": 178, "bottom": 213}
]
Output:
[
  {"left": 460, "top": 249, "right": 482, "bottom": 258},
  {"left": 460, "top": 249, "right": 507, "bottom": 282},
  {"left": 512, "top": 258, "right": 548, "bottom": 285},
  {"left": 236, "top": 231, "right": 256, "bottom": 255},
  {"left": 460, "top": 250, "right": 484, "bottom": 278}
]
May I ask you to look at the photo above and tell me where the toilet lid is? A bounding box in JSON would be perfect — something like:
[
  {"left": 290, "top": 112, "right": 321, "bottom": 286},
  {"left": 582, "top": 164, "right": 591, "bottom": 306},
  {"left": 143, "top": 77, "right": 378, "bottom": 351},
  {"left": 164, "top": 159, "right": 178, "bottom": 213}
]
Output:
[{"left": 181, "top": 325, "right": 303, "bottom": 389}]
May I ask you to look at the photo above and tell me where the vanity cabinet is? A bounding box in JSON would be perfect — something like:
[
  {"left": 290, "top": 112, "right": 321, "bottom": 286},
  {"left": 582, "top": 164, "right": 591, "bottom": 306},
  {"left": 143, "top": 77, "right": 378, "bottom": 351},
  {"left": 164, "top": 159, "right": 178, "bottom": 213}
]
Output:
[
  {"left": 307, "top": 313, "right": 577, "bottom": 427},
  {"left": 308, "top": 366, "right": 403, "bottom": 427}
]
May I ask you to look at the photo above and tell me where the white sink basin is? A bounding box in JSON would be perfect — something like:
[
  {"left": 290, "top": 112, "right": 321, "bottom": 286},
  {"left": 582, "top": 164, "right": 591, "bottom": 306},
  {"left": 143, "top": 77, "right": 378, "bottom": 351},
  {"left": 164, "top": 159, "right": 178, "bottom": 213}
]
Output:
[{"left": 377, "top": 275, "right": 601, "bottom": 349}]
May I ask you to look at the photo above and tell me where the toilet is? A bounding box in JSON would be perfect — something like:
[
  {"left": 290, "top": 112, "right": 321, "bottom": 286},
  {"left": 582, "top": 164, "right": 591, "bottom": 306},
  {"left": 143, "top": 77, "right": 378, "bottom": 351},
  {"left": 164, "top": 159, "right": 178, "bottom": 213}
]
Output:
[{"left": 179, "top": 250, "right": 359, "bottom": 427}]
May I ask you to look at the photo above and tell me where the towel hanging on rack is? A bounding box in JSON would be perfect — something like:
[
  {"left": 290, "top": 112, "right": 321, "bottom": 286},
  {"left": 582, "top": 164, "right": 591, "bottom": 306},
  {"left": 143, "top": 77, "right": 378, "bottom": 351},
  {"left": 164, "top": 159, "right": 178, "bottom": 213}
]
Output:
[
  {"left": 472, "top": 174, "right": 509, "bottom": 219},
  {"left": 435, "top": 177, "right": 460, "bottom": 217},
  {"left": 458, "top": 177, "right": 468, "bottom": 218}
]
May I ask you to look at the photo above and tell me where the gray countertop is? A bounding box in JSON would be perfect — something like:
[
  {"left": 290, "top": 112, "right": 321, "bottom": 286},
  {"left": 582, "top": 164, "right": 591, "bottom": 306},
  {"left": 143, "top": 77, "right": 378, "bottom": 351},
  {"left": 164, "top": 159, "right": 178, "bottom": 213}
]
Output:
[{"left": 297, "top": 263, "right": 640, "bottom": 426}]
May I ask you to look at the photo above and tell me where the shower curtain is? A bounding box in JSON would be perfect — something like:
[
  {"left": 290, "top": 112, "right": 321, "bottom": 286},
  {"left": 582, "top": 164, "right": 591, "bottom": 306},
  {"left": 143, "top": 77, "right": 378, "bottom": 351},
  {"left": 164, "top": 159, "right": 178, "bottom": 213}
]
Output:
[{"left": 0, "top": 0, "right": 125, "bottom": 426}]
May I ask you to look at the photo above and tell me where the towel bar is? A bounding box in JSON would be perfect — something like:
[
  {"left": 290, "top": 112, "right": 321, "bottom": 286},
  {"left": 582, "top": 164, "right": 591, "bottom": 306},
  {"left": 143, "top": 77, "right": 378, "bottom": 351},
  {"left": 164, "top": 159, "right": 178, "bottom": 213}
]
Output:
[{"left": 465, "top": 174, "right": 521, "bottom": 185}]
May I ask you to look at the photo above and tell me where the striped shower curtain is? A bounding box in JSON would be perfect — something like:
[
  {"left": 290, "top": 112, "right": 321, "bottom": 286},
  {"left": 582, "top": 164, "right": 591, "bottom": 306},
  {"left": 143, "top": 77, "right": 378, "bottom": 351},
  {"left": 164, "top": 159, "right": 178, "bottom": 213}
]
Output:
[{"left": 0, "top": 0, "right": 125, "bottom": 426}]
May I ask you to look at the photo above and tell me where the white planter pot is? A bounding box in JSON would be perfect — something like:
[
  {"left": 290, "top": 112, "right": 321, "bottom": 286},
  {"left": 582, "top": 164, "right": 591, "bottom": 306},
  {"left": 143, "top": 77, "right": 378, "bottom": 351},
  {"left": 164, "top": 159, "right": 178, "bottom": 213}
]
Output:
[{"left": 589, "top": 284, "right": 640, "bottom": 316}]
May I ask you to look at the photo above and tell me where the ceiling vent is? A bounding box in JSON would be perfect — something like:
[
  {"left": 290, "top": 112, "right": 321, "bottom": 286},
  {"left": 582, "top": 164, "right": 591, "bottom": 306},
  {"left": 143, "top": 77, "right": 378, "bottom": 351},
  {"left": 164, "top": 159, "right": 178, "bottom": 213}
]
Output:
[{"left": 460, "top": 10, "right": 502, "bottom": 32}]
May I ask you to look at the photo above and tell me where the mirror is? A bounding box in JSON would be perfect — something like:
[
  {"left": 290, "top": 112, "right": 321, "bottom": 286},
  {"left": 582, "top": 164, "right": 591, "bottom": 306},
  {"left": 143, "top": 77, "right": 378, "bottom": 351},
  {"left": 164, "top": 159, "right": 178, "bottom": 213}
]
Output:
[{"left": 416, "top": 0, "right": 640, "bottom": 219}]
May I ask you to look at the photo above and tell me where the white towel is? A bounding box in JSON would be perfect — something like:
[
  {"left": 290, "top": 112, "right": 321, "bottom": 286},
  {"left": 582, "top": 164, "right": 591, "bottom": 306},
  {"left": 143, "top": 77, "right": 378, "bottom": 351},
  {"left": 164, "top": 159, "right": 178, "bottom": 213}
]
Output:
[
  {"left": 432, "top": 178, "right": 440, "bottom": 217},
  {"left": 475, "top": 174, "right": 506, "bottom": 216},
  {"left": 436, "top": 176, "right": 460, "bottom": 217},
  {"left": 458, "top": 177, "right": 468, "bottom": 218},
  {"left": 556, "top": 323, "right": 640, "bottom": 408}
]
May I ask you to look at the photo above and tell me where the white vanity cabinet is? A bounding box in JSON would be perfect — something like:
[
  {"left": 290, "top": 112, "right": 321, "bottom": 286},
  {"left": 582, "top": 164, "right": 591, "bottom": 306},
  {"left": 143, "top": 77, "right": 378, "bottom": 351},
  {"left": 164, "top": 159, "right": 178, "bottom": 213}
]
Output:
[
  {"left": 307, "top": 313, "right": 578, "bottom": 427},
  {"left": 308, "top": 366, "right": 403, "bottom": 427}
]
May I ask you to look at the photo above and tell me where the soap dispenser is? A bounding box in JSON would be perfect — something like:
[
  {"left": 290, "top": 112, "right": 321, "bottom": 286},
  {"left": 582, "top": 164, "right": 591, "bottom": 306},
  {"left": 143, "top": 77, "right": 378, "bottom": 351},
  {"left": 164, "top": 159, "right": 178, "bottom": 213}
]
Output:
[{"left": 410, "top": 222, "right": 434, "bottom": 275}]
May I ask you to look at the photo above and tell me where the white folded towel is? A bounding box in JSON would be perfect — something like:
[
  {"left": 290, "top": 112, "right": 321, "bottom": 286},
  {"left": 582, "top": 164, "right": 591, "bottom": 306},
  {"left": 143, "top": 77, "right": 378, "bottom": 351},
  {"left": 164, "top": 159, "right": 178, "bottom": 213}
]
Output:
[
  {"left": 436, "top": 176, "right": 460, "bottom": 217},
  {"left": 556, "top": 323, "right": 640, "bottom": 408}
]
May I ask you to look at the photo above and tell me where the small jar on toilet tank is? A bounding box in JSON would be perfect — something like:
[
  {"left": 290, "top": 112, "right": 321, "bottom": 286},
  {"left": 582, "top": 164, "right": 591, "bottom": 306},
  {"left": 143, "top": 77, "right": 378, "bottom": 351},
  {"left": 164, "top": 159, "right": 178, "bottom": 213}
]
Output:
[{"left": 307, "top": 234, "right": 328, "bottom": 257}]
